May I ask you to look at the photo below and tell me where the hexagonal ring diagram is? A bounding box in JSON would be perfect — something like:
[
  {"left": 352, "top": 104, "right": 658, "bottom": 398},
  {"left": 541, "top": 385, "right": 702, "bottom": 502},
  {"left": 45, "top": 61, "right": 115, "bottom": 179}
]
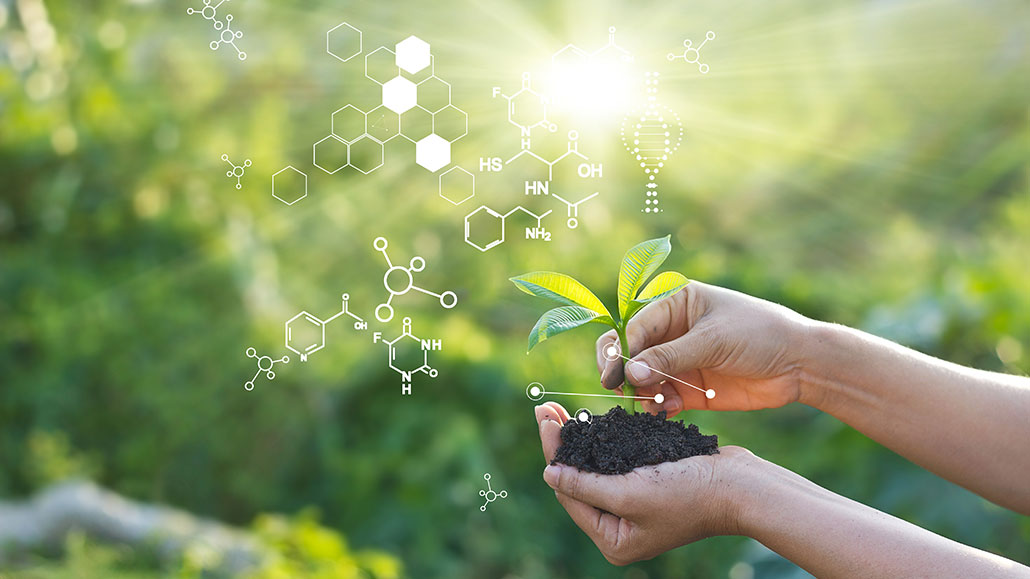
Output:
[
  {"left": 327, "top": 22, "right": 362, "bottom": 62},
  {"left": 272, "top": 166, "right": 308, "bottom": 206}
]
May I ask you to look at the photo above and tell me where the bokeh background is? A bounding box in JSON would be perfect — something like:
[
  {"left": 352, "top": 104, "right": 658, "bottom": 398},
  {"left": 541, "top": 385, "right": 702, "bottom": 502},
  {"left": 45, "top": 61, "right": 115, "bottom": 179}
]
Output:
[{"left": 1, "top": 0, "right": 1028, "bottom": 576}]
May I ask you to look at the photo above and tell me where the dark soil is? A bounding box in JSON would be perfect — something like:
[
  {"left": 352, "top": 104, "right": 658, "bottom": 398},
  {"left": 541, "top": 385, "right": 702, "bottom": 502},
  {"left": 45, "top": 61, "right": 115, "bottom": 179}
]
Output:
[{"left": 552, "top": 406, "right": 719, "bottom": 474}]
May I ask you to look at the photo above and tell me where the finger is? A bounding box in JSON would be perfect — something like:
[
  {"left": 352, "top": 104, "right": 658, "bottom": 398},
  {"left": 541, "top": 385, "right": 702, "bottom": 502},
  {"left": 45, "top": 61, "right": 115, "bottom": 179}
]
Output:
[
  {"left": 553, "top": 491, "right": 623, "bottom": 552},
  {"left": 623, "top": 283, "right": 700, "bottom": 357},
  {"left": 625, "top": 328, "right": 716, "bottom": 389},
  {"left": 597, "top": 330, "right": 621, "bottom": 390},
  {"left": 538, "top": 414, "right": 563, "bottom": 463},
  {"left": 616, "top": 283, "right": 705, "bottom": 390},
  {"left": 535, "top": 402, "right": 570, "bottom": 426},
  {"left": 638, "top": 382, "right": 683, "bottom": 416},
  {"left": 543, "top": 464, "right": 633, "bottom": 516}
]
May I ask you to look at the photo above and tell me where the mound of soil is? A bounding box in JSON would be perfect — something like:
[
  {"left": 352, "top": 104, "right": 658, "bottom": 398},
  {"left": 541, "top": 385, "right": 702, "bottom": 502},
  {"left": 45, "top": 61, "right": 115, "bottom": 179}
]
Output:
[{"left": 552, "top": 406, "right": 719, "bottom": 474}]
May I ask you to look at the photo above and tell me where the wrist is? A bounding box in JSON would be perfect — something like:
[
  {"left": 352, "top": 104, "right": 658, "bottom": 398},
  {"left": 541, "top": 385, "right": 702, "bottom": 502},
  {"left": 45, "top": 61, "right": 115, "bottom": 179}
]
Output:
[
  {"left": 710, "top": 447, "right": 777, "bottom": 538},
  {"left": 796, "top": 320, "right": 846, "bottom": 412}
]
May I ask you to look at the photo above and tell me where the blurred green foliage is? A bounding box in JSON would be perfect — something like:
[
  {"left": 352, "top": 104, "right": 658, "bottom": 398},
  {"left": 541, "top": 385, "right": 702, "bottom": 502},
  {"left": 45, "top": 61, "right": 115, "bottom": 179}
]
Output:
[{"left": 1, "top": 0, "right": 1027, "bottom": 576}]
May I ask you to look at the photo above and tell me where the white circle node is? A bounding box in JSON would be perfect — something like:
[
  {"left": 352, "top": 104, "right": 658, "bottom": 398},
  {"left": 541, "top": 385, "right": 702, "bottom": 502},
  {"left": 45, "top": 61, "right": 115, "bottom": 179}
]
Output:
[
  {"left": 706, "top": 389, "right": 716, "bottom": 399},
  {"left": 654, "top": 393, "right": 665, "bottom": 404},
  {"left": 603, "top": 344, "right": 621, "bottom": 361},
  {"left": 373, "top": 237, "right": 388, "bottom": 251},
  {"left": 526, "top": 382, "right": 545, "bottom": 401}
]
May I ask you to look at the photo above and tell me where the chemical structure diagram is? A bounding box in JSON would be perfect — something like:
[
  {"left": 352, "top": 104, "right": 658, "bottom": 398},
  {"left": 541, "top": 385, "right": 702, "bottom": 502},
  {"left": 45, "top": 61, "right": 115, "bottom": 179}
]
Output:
[
  {"left": 239, "top": 237, "right": 448, "bottom": 395},
  {"left": 222, "top": 154, "right": 251, "bottom": 190},
  {"left": 305, "top": 22, "right": 470, "bottom": 184},
  {"left": 668, "top": 31, "right": 715, "bottom": 74},
  {"left": 463, "top": 190, "right": 599, "bottom": 252},
  {"left": 373, "top": 237, "right": 457, "bottom": 322},
  {"left": 479, "top": 473, "right": 508, "bottom": 512},
  {"left": 285, "top": 293, "right": 368, "bottom": 362},
  {"left": 185, "top": 0, "right": 246, "bottom": 61},
  {"left": 243, "top": 348, "right": 288, "bottom": 391},
  {"left": 373, "top": 317, "right": 441, "bottom": 395},
  {"left": 467, "top": 27, "right": 629, "bottom": 252},
  {"left": 620, "top": 72, "right": 683, "bottom": 213}
]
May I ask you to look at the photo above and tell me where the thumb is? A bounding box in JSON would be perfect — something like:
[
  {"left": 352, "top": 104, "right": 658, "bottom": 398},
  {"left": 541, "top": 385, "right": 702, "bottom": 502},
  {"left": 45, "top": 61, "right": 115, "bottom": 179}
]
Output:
[
  {"left": 543, "top": 464, "right": 631, "bottom": 516},
  {"left": 625, "top": 329, "right": 715, "bottom": 388}
]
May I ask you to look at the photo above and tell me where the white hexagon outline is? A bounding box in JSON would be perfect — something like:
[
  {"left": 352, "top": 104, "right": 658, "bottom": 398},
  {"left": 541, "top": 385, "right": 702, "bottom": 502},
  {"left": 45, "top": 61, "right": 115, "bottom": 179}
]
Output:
[
  {"left": 395, "top": 35, "right": 431, "bottom": 74},
  {"left": 364, "top": 46, "right": 399, "bottom": 86},
  {"left": 439, "top": 166, "right": 475, "bottom": 206},
  {"left": 313, "top": 135, "right": 350, "bottom": 175},
  {"left": 272, "top": 165, "right": 308, "bottom": 206},
  {"left": 331, "top": 104, "right": 367, "bottom": 143},
  {"left": 364, "top": 104, "right": 400, "bottom": 144},
  {"left": 326, "top": 22, "right": 362, "bottom": 63},
  {"left": 402, "top": 55, "right": 435, "bottom": 84},
  {"left": 285, "top": 311, "right": 325, "bottom": 361},
  {"left": 432, "top": 104, "right": 468, "bottom": 142},
  {"left": 463, "top": 205, "right": 504, "bottom": 252},
  {"left": 345, "top": 134, "right": 385, "bottom": 175},
  {"left": 416, "top": 75, "right": 452, "bottom": 113},
  {"left": 414, "top": 133, "right": 451, "bottom": 172},
  {"left": 398, "top": 105, "right": 434, "bottom": 143}
]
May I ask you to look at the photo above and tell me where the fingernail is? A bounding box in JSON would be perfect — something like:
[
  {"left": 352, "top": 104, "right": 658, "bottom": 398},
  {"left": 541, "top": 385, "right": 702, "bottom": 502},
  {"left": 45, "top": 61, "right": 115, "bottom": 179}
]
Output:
[
  {"left": 628, "top": 360, "right": 651, "bottom": 382},
  {"left": 666, "top": 396, "right": 682, "bottom": 414},
  {"left": 543, "top": 464, "right": 561, "bottom": 489}
]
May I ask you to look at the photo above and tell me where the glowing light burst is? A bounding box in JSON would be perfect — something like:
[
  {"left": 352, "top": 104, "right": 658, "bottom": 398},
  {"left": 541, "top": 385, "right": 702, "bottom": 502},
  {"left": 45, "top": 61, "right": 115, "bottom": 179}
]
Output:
[{"left": 546, "top": 26, "right": 636, "bottom": 122}]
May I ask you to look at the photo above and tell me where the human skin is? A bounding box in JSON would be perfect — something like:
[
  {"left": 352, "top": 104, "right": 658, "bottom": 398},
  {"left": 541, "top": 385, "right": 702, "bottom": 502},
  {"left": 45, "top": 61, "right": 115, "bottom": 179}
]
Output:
[
  {"left": 595, "top": 281, "right": 1030, "bottom": 514},
  {"left": 535, "top": 402, "right": 1030, "bottom": 575},
  {"left": 536, "top": 280, "right": 1030, "bottom": 571}
]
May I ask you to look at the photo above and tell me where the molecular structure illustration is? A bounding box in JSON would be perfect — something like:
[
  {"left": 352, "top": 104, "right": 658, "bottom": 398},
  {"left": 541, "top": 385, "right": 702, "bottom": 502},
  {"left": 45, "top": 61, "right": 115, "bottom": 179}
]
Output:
[
  {"left": 463, "top": 190, "right": 599, "bottom": 252},
  {"left": 468, "top": 27, "right": 626, "bottom": 252},
  {"left": 186, "top": 0, "right": 246, "bottom": 61},
  {"left": 620, "top": 72, "right": 683, "bottom": 213},
  {"left": 373, "top": 237, "right": 457, "bottom": 322},
  {"left": 668, "top": 31, "right": 715, "bottom": 74},
  {"left": 222, "top": 154, "right": 251, "bottom": 190},
  {"left": 285, "top": 293, "right": 368, "bottom": 362},
  {"left": 243, "top": 348, "right": 288, "bottom": 391},
  {"left": 373, "top": 317, "right": 442, "bottom": 395},
  {"left": 308, "top": 22, "right": 470, "bottom": 184},
  {"left": 479, "top": 473, "right": 508, "bottom": 512}
]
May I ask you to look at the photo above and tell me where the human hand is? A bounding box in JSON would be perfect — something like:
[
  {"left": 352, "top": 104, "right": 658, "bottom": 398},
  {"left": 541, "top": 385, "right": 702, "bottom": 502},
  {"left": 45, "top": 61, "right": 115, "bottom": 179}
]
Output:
[
  {"left": 596, "top": 281, "right": 815, "bottom": 417},
  {"left": 534, "top": 402, "right": 753, "bottom": 565}
]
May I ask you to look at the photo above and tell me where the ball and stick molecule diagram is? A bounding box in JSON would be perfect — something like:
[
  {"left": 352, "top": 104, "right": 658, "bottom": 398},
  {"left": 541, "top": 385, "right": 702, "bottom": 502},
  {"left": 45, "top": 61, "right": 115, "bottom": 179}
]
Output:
[
  {"left": 667, "top": 31, "right": 715, "bottom": 74},
  {"left": 479, "top": 473, "right": 508, "bottom": 511},
  {"left": 222, "top": 154, "right": 251, "bottom": 190},
  {"left": 186, "top": 0, "right": 246, "bottom": 61},
  {"left": 373, "top": 237, "right": 457, "bottom": 323},
  {"left": 243, "top": 348, "right": 288, "bottom": 391}
]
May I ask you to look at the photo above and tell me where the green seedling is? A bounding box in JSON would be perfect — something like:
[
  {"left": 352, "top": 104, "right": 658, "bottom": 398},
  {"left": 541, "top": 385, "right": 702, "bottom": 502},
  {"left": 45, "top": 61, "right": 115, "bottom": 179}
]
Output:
[{"left": 510, "top": 235, "right": 690, "bottom": 413}]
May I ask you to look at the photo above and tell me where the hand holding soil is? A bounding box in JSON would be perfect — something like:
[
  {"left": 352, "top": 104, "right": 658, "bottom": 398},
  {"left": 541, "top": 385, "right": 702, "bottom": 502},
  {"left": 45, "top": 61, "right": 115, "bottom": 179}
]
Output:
[
  {"left": 534, "top": 402, "right": 755, "bottom": 566},
  {"left": 596, "top": 281, "right": 815, "bottom": 417}
]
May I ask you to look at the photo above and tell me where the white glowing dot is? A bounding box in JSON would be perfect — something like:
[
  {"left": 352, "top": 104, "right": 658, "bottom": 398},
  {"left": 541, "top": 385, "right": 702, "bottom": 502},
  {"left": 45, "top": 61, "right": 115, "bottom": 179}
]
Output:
[
  {"left": 605, "top": 344, "right": 619, "bottom": 359},
  {"left": 578, "top": 411, "right": 590, "bottom": 422},
  {"left": 706, "top": 389, "right": 716, "bottom": 399},
  {"left": 654, "top": 393, "right": 665, "bottom": 404},
  {"left": 530, "top": 386, "right": 540, "bottom": 397}
]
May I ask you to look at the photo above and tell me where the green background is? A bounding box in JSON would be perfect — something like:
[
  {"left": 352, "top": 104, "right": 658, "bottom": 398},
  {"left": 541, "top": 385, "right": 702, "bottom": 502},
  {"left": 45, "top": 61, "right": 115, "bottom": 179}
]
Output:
[{"left": 1, "top": 0, "right": 1028, "bottom": 576}]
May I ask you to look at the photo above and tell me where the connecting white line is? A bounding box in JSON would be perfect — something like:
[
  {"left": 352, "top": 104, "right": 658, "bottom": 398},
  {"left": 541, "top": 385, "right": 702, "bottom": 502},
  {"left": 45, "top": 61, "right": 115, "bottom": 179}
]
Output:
[
  {"left": 603, "top": 344, "right": 716, "bottom": 400},
  {"left": 526, "top": 382, "right": 666, "bottom": 404},
  {"left": 543, "top": 390, "right": 656, "bottom": 401}
]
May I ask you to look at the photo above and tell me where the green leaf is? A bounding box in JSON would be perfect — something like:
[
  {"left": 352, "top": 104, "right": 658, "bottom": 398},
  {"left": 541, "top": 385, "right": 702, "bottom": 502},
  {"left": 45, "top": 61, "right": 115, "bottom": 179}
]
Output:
[
  {"left": 510, "top": 272, "right": 612, "bottom": 318},
  {"left": 527, "top": 306, "right": 615, "bottom": 351},
  {"left": 623, "top": 272, "right": 690, "bottom": 322},
  {"left": 617, "top": 235, "right": 672, "bottom": 322}
]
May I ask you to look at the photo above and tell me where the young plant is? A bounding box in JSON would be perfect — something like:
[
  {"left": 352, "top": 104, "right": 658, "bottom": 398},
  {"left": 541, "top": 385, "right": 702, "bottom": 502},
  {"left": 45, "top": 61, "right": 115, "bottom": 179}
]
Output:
[{"left": 510, "top": 235, "right": 689, "bottom": 413}]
